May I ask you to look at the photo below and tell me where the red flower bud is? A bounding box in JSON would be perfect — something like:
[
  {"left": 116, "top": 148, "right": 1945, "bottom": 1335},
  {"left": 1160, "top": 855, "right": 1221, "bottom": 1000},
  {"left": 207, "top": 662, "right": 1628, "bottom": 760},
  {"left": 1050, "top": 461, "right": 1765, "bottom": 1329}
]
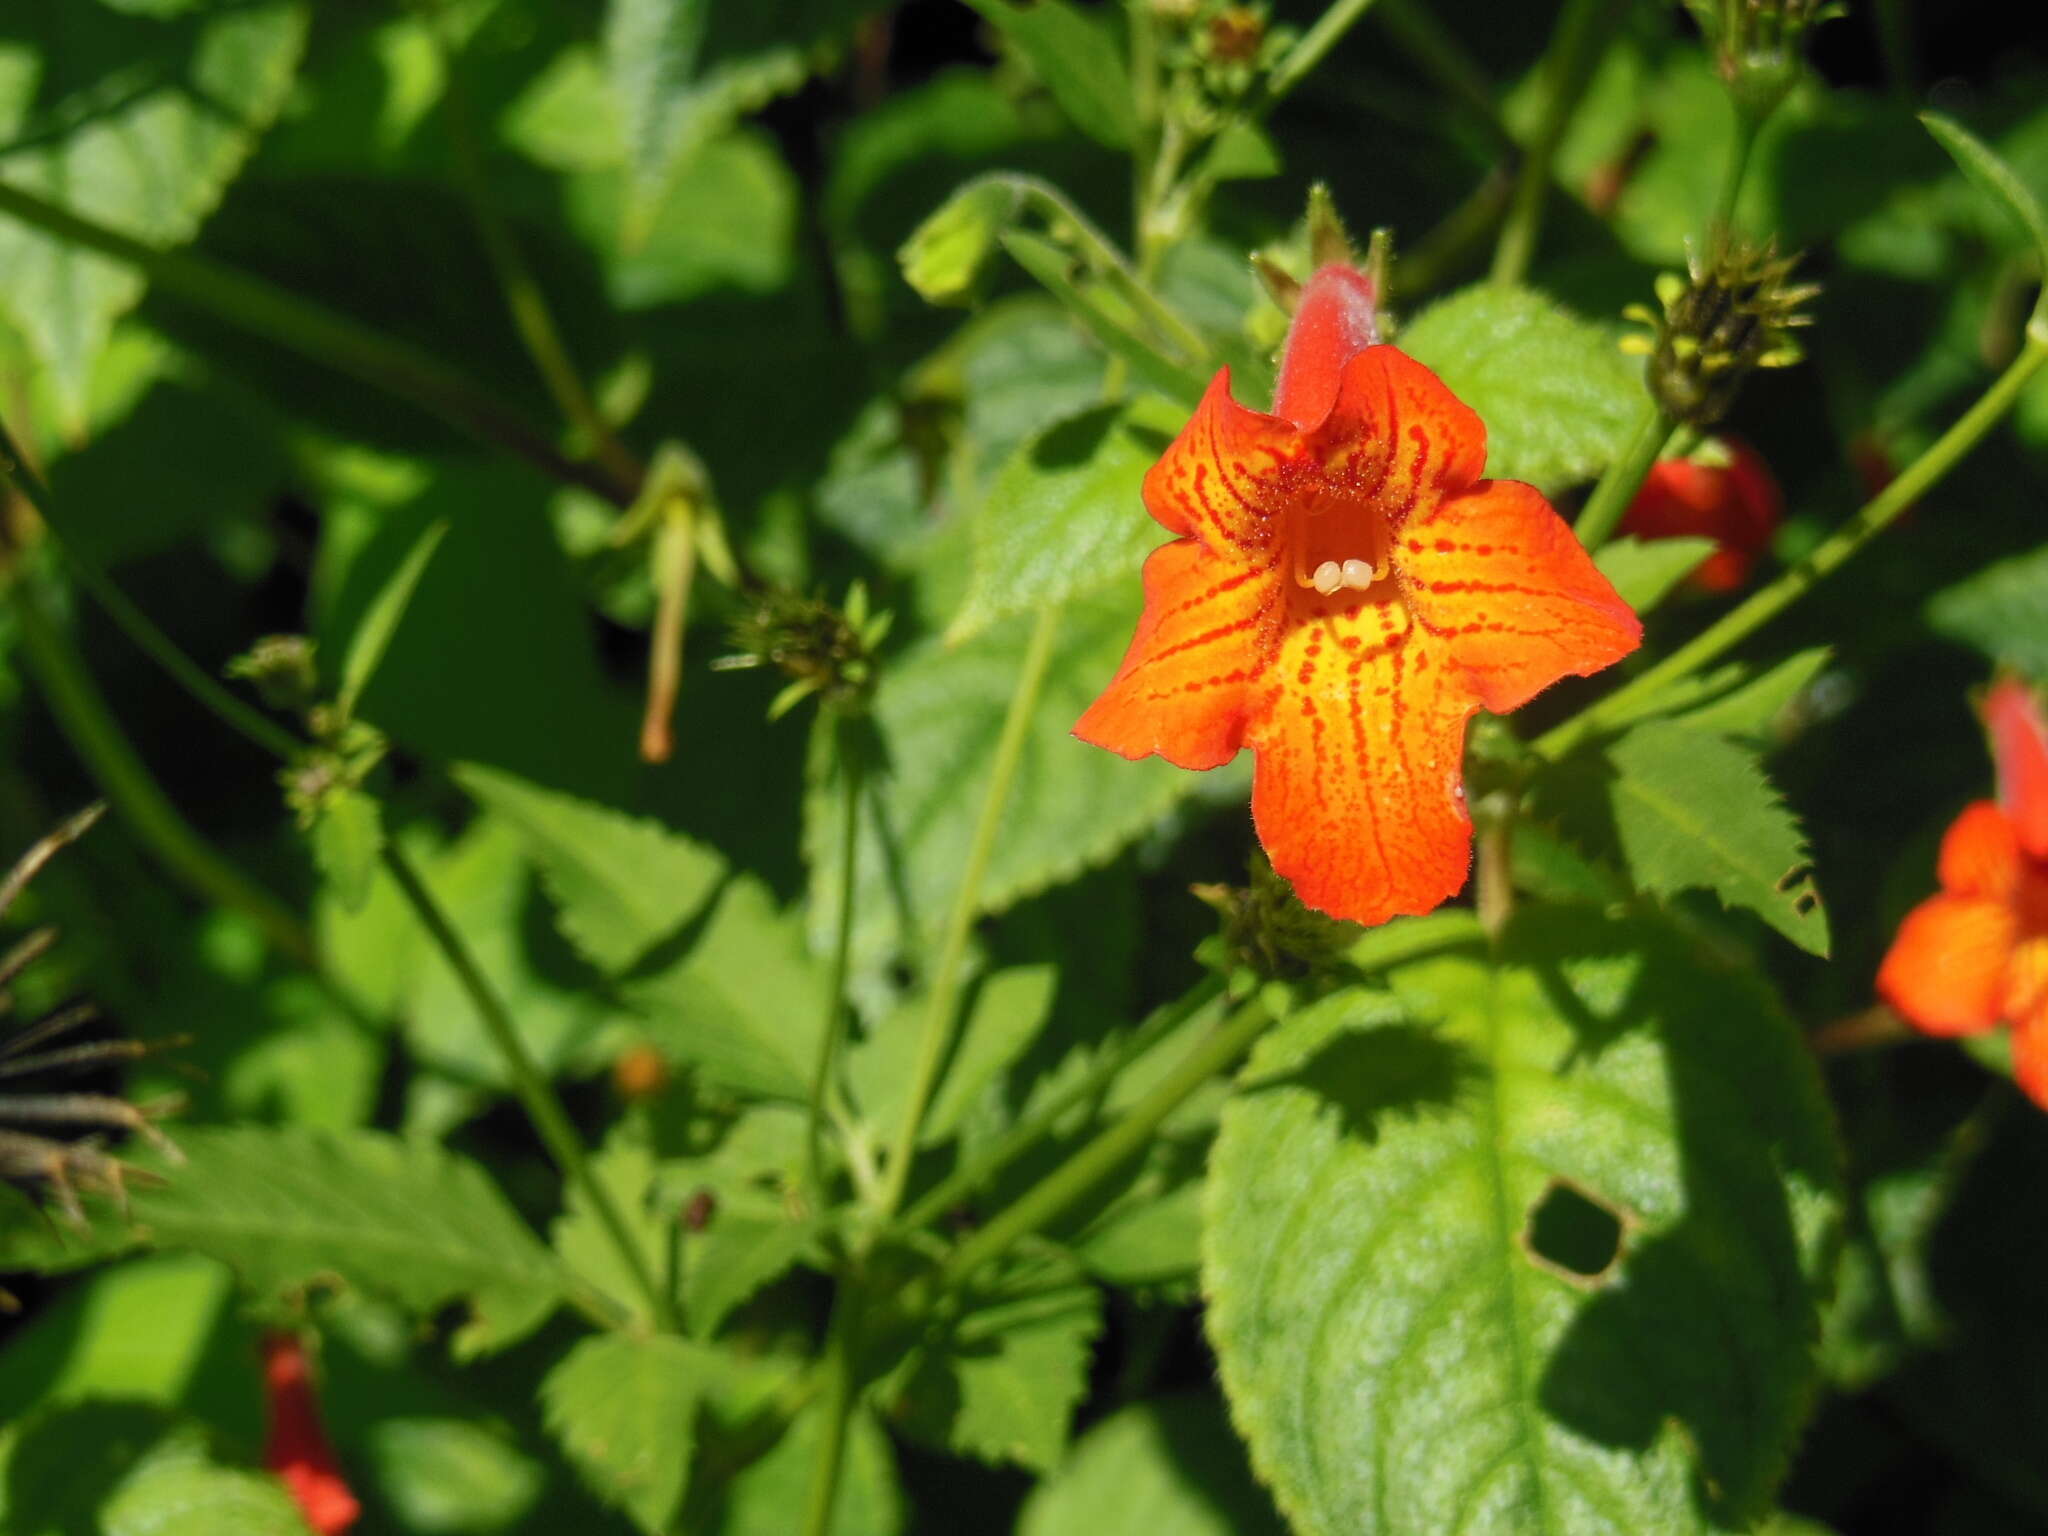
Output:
[
  {"left": 261, "top": 1332, "right": 361, "bottom": 1536},
  {"left": 1618, "top": 437, "right": 1782, "bottom": 593}
]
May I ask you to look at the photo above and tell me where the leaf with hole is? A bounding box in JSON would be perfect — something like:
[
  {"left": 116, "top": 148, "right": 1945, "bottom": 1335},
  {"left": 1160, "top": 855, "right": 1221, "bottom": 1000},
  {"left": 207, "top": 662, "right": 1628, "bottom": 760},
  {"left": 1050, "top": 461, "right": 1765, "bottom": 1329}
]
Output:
[{"left": 1204, "top": 910, "right": 1842, "bottom": 1536}]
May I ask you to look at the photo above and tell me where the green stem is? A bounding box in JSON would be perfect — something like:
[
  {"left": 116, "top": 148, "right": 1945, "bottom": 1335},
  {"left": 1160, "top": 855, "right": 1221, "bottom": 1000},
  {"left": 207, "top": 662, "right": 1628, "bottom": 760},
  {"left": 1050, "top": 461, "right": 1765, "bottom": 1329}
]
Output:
[
  {"left": 798, "top": 1285, "right": 862, "bottom": 1536},
  {"left": 1540, "top": 328, "right": 2048, "bottom": 758},
  {"left": 8, "top": 566, "right": 315, "bottom": 966},
  {"left": 1572, "top": 402, "right": 1675, "bottom": 551},
  {"left": 808, "top": 719, "right": 864, "bottom": 1203},
  {"left": 381, "top": 843, "right": 675, "bottom": 1331},
  {"left": 438, "top": 37, "right": 643, "bottom": 492},
  {"left": 0, "top": 414, "right": 302, "bottom": 763},
  {"left": 1490, "top": 0, "right": 1623, "bottom": 287},
  {"left": 0, "top": 180, "right": 630, "bottom": 507},
  {"left": 1263, "top": 0, "right": 1385, "bottom": 108},
  {"left": 941, "top": 998, "right": 1272, "bottom": 1289},
  {"left": 1709, "top": 105, "right": 1762, "bottom": 239},
  {"left": 896, "top": 975, "right": 1228, "bottom": 1235},
  {"left": 1373, "top": 0, "right": 1514, "bottom": 156},
  {"left": 872, "top": 608, "right": 1062, "bottom": 1221}
]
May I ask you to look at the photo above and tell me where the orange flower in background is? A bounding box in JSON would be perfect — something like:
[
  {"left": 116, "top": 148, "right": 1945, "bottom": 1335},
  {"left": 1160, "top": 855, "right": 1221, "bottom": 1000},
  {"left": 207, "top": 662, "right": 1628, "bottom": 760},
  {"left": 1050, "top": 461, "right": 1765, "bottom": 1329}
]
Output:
[
  {"left": 1617, "top": 436, "right": 1782, "bottom": 593},
  {"left": 1878, "top": 678, "right": 2048, "bottom": 1108},
  {"left": 1075, "top": 263, "right": 1641, "bottom": 925},
  {"left": 262, "top": 1332, "right": 361, "bottom": 1536}
]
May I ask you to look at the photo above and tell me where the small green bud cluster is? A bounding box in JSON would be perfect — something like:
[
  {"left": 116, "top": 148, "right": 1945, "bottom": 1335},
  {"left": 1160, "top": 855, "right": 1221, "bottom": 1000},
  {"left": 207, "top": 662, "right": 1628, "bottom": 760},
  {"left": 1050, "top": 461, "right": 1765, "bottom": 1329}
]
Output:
[
  {"left": 1684, "top": 0, "right": 1845, "bottom": 119},
  {"left": 1623, "top": 236, "right": 1817, "bottom": 427},
  {"left": 1195, "top": 853, "right": 1360, "bottom": 998},
  {"left": 713, "top": 581, "right": 892, "bottom": 721}
]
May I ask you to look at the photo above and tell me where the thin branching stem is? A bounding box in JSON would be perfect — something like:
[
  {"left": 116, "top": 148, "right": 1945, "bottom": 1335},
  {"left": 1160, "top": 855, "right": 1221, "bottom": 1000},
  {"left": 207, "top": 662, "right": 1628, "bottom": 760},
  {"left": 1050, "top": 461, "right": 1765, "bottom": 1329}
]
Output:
[
  {"left": 382, "top": 843, "right": 675, "bottom": 1332},
  {"left": 807, "top": 720, "right": 864, "bottom": 1204}
]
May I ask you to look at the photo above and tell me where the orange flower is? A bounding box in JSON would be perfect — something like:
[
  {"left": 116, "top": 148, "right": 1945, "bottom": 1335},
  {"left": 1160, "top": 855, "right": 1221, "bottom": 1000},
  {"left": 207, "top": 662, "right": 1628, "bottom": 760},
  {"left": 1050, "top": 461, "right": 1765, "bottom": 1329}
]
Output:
[
  {"left": 1878, "top": 678, "right": 2048, "bottom": 1108},
  {"left": 1617, "top": 436, "right": 1781, "bottom": 593},
  {"left": 262, "top": 1332, "right": 361, "bottom": 1536},
  {"left": 1075, "top": 263, "right": 1641, "bottom": 924}
]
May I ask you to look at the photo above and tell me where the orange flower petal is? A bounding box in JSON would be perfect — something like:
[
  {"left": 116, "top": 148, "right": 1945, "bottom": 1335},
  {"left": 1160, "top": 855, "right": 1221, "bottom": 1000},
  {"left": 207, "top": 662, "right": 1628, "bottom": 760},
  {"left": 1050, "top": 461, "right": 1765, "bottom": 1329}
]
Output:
[
  {"left": 1986, "top": 677, "right": 2048, "bottom": 859},
  {"left": 1399, "top": 478, "right": 1642, "bottom": 713},
  {"left": 1936, "top": 800, "right": 2020, "bottom": 899},
  {"left": 1245, "top": 593, "right": 1478, "bottom": 925},
  {"left": 2003, "top": 935, "right": 2048, "bottom": 1024},
  {"left": 2010, "top": 1006, "right": 2048, "bottom": 1111},
  {"left": 1139, "top": 369, "right": 1300, "bottom": 558},
  {"left": 1074, "top": 538, "right": 1277, "bottom": 770},
  {"left": 1876, "top": 893, "right": 2017, "bottom": 1036},
  {"left": 1304, "top": 345, "right": 1487, "bottom": 503}
]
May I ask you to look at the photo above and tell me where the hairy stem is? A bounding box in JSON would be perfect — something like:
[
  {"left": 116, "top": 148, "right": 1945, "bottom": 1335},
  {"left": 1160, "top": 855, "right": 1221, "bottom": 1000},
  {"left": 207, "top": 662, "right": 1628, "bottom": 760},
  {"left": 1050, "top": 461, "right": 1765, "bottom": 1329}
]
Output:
[
  {"left": 0, "top": 413, "right": 302, "bottom": 762},
  {"left": 873, "top": 608, "right": 1062, "bottom": 1221},
  {"left": 1490, "top": 0, "right": 1623, "bottom": 287},
  {"left": 382, "top": 843, "right": 675, "bottom": 1331},
  {"left": 799, "top": 1284, "right": 863, "bottom": 1536},
  {"left": 7, "top": 567, "right": 316, "bottom": 966},
  {"left": 0, "top": 180, "right": 629, "bottom": 507},
  {"left": 942, "top": 998, "right": 1273, "bottom": 1290},
  {"left": 1541, "top": 328, "right": 2048, "bottom": 757},
  {"left": 897, "top": 975, "right": 1229, "bottom": 1234},
  {"left": 808, "top": 720, "right": 865, "bottom": 1204},
  {"left": 1572, "top": 403, "right": 1675, "bottom": 551}
]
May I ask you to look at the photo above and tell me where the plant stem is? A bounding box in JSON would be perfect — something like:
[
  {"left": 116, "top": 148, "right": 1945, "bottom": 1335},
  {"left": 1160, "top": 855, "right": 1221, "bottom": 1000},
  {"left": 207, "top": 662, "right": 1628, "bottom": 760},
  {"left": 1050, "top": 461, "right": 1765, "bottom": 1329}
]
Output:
[
  {"left": 808, "top": 718, "right": 864, "bottom": 1204},
  {"left": 1709, "top": 105, "right": 1762, "bottom": 238},
  {"left": 873, "top": 608, "right": 1062, "bottom": 1221},
  {"left": 7, "top": 565, "right": 317, "bottom": 965},
  {"left": 438, "top": 38, "right": 643, "bottom": 492},
  {"left": 1572, "top": 402, "right": 1675, "bottom": 550},
  {"left": 897, "top": 975, "right": 1228, "bottom": 1234},
  {"left": 0, "top": 180, "right": 631, "bottom": 507},
  {"left": 798, "top": 1288, "right": 862, "bottom": 1536},
  {"left": 0, "top": 414, "right": 303, "bottom": 763},
  {"left": 1490, "top": 0, "right": 1623, "bottom": 287},
  {"left": 1264, "top": 0, "right": 1385, "bottom": 108},
  {"left": 941, "top": 998, "right": 1272, "bottom": 1290},
  {"left": 1540, "top": 328, "right": 2048, "bottom": 758},
  {"left": 381, "top": 842, "right": 676, "bottom": 1331}
]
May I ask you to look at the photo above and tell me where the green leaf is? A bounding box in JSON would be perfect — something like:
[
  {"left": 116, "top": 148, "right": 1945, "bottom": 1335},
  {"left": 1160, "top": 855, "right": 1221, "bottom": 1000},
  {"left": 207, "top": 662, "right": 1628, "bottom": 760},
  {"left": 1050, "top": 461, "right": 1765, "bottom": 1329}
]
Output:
[
  {"left": 336, "top": 518, "right": 448, "bottom": 721},
  {"left": 126, "top": 1126, "right": 563, "bottom": 1355},
  {"left": 948, "top": 400, "right": 1182, "bottom": 641},
  {"left": 659, "top": 1107, "right": 821, "bottom": 1335},
  {"left": 999, "top": 230, "right": 1210, "bottom": 405},
  {"left": 809, "top": 585, "right": 1215, "bottom": 995},
  {"left": 894, "top": 1274, "right": 1102, "bottom": 1471},
  {"left": 625, "top": 873, "right": 827, "bottom": 1101},
  {"left": 849, "top": 965, "right": 1058, "bottom": 1143},
  {"left": 1544, "top": 720, "right": 1830, "bottom": 954},
  {"left": 1400, "top": 285, "right": 1646, "bottom": 494},
  {"left": 1661, "top": 648, "right": 1834, "bottom": 743},
  {"left": 0, "top": 3, "right": 309, "bottom": 419},
  {"left": 690, "top": 1402, "right": 903, "bottom": 1536},
  {"left": 1927, "top": 543, "right": 2048, "bottom": 675},
  {"left": 603, "top": 0, "right": 881, "bottom": 249},
  {"left": 99, "top": 1456, "right": 309, "bottom": 1536},
  {"left": 542, "top": 1333, "right": 723, "bottom": 1536},
  {"left": 1204, "top": 911, "right": 1842, "bottom": 1536},
  {"left": 312, "top": 787, "right": 384, "bottom": 913},
  {"left": 0, "top": 1255, "right": 229, "bottom": 1420},
  {"left": 363, "top": 1418, "right": 546, "bottom": 1536},
  {"left": 1593, "top": 536, "right": 1716, "bottom": 615},
  {"left": 1018, "top": 1396, "right": 1285, "bottom": 1536},
  {"left": 965, "top": 0, "right": 1135, "bottom": 149},
  {"left": 454, "top": 763, "right": 726, "bottom": 974},
  {"left": 1922, "top": 111, "right": 2048, "bottom": 320}
]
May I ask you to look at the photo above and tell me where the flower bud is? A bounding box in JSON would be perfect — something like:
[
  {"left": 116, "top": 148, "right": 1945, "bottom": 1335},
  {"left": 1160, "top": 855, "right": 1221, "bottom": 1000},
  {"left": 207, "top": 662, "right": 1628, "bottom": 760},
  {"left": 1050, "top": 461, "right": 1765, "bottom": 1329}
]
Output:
[
  {"left": 1193, "top": 853, "right": 1359, "bottom": 991},
  {"left": 713, "top": 582, "right": 890, "bottom": 720},
  {"left": 1683, "top": 0, "right": 1845, "bottom": 120},
  {"left": 1624, "top": 237, "right": 1816, "bottom": 428},
  {"left": 226, "top": 634, "right": 319, "bottom": 713}
]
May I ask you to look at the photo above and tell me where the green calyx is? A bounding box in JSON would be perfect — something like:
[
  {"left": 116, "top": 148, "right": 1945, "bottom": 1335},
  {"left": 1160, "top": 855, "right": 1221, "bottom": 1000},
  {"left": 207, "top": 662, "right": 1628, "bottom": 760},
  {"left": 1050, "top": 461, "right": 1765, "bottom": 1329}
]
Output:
[{"left": 1623, "top": 235, "right": 1817, "bottom": 427}]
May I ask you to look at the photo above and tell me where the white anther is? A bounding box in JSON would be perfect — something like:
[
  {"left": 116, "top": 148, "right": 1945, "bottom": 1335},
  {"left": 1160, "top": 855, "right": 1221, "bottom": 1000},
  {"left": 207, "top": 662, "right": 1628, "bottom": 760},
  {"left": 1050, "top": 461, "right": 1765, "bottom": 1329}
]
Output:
[
  {"left": 1312, "top": 560, "right": 1344, "bottom": 595},
  {"left": 1341, "top": 558, "right": 1377, "bottom": 590}
]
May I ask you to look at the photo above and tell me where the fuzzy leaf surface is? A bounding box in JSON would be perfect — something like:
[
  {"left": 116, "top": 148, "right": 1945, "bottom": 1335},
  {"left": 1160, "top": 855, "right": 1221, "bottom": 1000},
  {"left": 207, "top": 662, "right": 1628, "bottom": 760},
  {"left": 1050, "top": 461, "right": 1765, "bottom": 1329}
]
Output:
[
  {"left": 455, "top": 763, "right": 726, "bottom": 974},
  {"left": 1400, "top": 285, "right": 1645, "bottom": 494},
  {"left": 0, "top": 3, "right": 308, "bottom": 417},
  {"left": 1204, "top": 912, "right": 1841, "bottom": 1536},
  {"left": 126, "top": 1126, "right": 562, "bottom": 1355},
  {"left": 542, "top": 1333, "right": 726, "bottom": 1535},
  {"left": 949, "top": 399, "right": 1182, "bottom": 640}
]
